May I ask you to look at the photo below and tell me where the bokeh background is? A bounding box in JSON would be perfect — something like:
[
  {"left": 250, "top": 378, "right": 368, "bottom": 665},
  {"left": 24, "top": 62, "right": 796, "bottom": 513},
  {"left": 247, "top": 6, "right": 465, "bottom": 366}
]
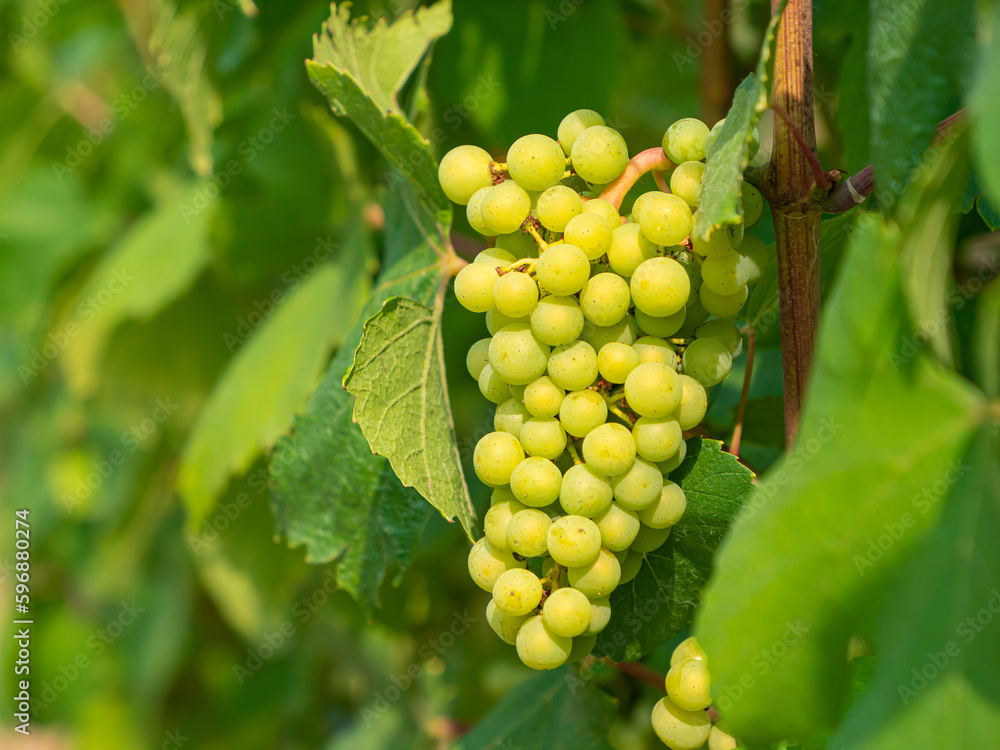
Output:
[{"left": 0, "top": 0, "right": 874, "bottom": 747}]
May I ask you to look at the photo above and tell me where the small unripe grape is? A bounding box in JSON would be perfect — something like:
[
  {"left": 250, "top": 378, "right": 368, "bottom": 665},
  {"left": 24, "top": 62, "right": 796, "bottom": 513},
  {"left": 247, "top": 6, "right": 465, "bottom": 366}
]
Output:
[
  {"left": 674, "top": 374, "right": 708, "bottom": 430},
  {"left": 663, "top": 118, "right": 710, "bottom": 163},
  {"left": 476, "top": 245, "right": 517, "bottom": 268},
  {"left": 633, "top": 336, "right": 679, "bottom": 369},
  {"left": 658, "top": 438, "right": 687, "bottom": 474},
  {"left": 635, "top": 307, "right": 686, "bottom": 338},
  {"left": 618, "top": 549, "right": 643, "bottom": 583},
  {"left": 494, "top": 398, "right": 530, "bottom": 438},
  {"left": 607, "top": 223, "right": 657, "bottom": 277},
  {"left": 637, "top": 192, "right": 693, "bottom": 247},
  {"left": 597, "top": 342, "right": 640, "bottom": 383},
  {"left": 530, "top": 296, "right": 585, "bottom": 346},
  {"left": 466, "top": 337, "right": 492, "bottom": 380},
  {"left": 466, "top": 186, "right": 496, "bottom": 237},
  {"left": 486, "top": 308, "right": 527, "bottom": 335},
  {"left": 696, "top": 319, "right": 742, "bottom": 357},
  {"left": 496, "top": 229, "right": 539, "bottom": 258},
  {"left": 536, "top": 243, "right": 591, "bottom": 296},
  {"left": 493, "top": 568, "right": 543, "bottom": 616},
  {"left": 454, "top": 262, "right": 498, "bottom": 313},
  {"left": 670, "top": 161, "right": 705, "bottom": 208},
  {"left": 559, "top": 463, "right": 614, "bottom": 517},
  {"left": 519, "top": 417, "right": 567, "bottom": 460},
  {"left": 506, "top": 508, "right": 552, "bottom": 558},
  {"left": 489, "top": 323, "right": 550, "bottom": 385},
  {"left": 631, "top": 524, "right": 671, "bottom": 553},
  {"left": 564, "top": 212, "right": 614, "bottom": 260},
  {"left": 632, "top": 416, "right": 683, "bottom": 463},
  {"left": 582, "top": 197, "right": 621, "bottom": 228},
  {"left": 507, "top": 134, "right": 566, "bottom": 191},
  {"left": 650, "top": 696, "right": 712, "bottom": 750},
  {"left": 585, "top": 595, "right": 612, "bottom": 635},
  {"left": 612, "top": 456, "right": 663, "bottom": 510},
  {"left": 571, "top": 125, "right": 629, "bottom": 184},
  {"left": 542, "top": 587, "right": 592, "bottom": 637},
  {"left": 671, "top": 636, "right": 708, "bottom": 667},
  {"left": 486, "top": 599, "right": 528, "bottom": 645},
  {"left": 568, "top": 633, "right": 598, "bottom": 662},
  {"left": 708, "top": 726, "right": 739, "bottom": 750},
  {"left": 582, "top": 422, "right": 636, "bottom": 476},
  {"left": 509, "top": 456, "right": 563, "bottom": 507},
  {"left": 580, "top": 273, "right": 631, "bottom": 327},
  {"left": 624, "top": 362, "right": 682, "bottom": 418},
  {"left": 699, "top": 283, "right": 748, "bottom": 318},
  {"left": 547, "top": 340, "right": 599, "bottom": 391},
  {"left": 593, "top": 502, "right": 641, "bottom": 551},
  {"left": 484, "top": 499, "right": 526, "bottom": 551},
  {"left": 516, "top": 614, "right": 572, "bottom": 670},
  {"left": 630, "top": 257, "right": 691, "bottom": 317},
  {"left": 468, "top": 538, "right": 524, "bottom": 591},
  {"left": 492, "top": 485, "right": 519, "bottom": 506},
  {"left": 559, "top": 389, "right": 608, "bottom": 438},
  {"left": 481, "top": 180, "right": 531, "bottom": 235},
  {"left": 474, "top": 431, "right": 525, "bottom": 486},
  {"left": 690, "top": 225, "right": 732, "bottom": 258},
  {"left": 742, "top": 183, "right": 765, "bottom": 227},
  {"left": 523, "top": 376, "right": 565, "bottom": 418},
  {"left": 547, "top": 515, "right": 602, "bottom": 567},
  {"left": 439, "top": 144, "right": 494, "bottom": 205},
  {"left": 567, "top": 547, "right": 621, "bottom": 597},
  {"left": 701, "top": 246, "right": 751, "bottom": 296},
  {"left": 537, "top": 185, "right": 583, "bottom": 232},
  {"left": 494, "top": 271, "right": 539, "bottom": 318},
  {"left": 638, "top": 481, "right": 687, "bottom": 530},
  {"left": 478, "top": 364, "right": 512, "bottom": 404},
  {"left": 682, "top": 337, "right": 733, "bottom": 387},
  {"left": 558, "top": 109, "right": 606, "bottom": 154},
  {"left": 665, "top": 657, "right": 712, "bottom": 711},
  {"left": 583, "top": 314, "right": 639, "bottom": 352},
  {"left": 737, "top": 233, "right": 769, "bottom": 283}
]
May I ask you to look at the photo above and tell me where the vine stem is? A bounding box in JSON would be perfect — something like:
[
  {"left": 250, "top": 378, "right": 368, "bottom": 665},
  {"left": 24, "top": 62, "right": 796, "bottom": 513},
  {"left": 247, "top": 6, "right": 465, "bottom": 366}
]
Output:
[
  {"left": 599, "top": 148, "right": 676, "bottom": 209},
  {"left": 601, "top": 658, "right": 666, "bottom": 690},
  {"left": 728, "top": 327, "right": 756, "bottom": 457}
]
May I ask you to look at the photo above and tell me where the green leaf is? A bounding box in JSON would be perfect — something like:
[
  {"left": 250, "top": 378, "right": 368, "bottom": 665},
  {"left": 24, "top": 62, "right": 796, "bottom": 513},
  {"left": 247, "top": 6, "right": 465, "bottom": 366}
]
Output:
[
  {"left": 868, "top": 0, "right": 974, "bottom": 204},
  {"left": 832, "top": 423, "right": 1000, "bottom": 750},
  {"left": 451, "top": 668, "right": 617, "bottom": 750},
  {"left": 973, "top": 280, "right": 1000, "bottom": 398},
  {"left": 177, "top": 264, "right": 349, "bottom": 529},
  {"left": 970, "top": 5, "right": 1000, "bottom": 208},
  {"left": 345, "top": 295, "right": 476, "bottom": 538},
  {"left": 693, "top": 1, "right": 785, "bottom": 241},
  {"left": 696, "top": 213, "right": 986, "bottom": 744},
  {"left": 269, "top": 244, "right": 448, "bottom": 612},
  {"left": 977, "top": 194, "right": 1000, "bottom": 231},
  {"left": 836, "top": 24, "right": 873, "bottom": 175},
  {"left": 59, "top": 180, "right": 215, "bottom": 396},
  {"left": 595, "top": 439, "right": 754, "bottom": 661}
]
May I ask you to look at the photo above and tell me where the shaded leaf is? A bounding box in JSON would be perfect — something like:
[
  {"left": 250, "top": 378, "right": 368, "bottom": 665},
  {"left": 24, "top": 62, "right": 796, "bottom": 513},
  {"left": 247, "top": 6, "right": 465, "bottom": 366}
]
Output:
[{"left": 969, "top": 4, "right": 1000, "bottom": 208}]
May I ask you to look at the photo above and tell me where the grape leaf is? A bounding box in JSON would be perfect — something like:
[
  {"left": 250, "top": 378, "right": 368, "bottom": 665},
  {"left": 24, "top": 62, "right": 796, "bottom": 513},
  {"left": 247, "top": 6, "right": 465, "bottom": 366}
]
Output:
[
  {"left": 973, "top": 280, "right": 1000, "bottom": 398},
  {"left": 177, "top": 264, "right": 352, "bottom": 529},
  {"left": 977, "top": 194, "right": 1000, "bottom": 231},
  {"left": 971, "top": 6, "right": 1000, "bottom": 208},
  {"left": 868, "top": 0, "right": 974, "bottom": 205},
  {"left": 451, "top": 668, "right": 617, "bottom": 750},
  {"left": 696, "top": 213, "right": 986, "bottom": 744},
  {"left": 344, "top": 295, "right": 477, "bottom": 538},
  {"left": 269, "top": 244, "right": 447, "bottom": 612},
  {"left": 595, "top": 439, "right": 754, "bottom": 661}
]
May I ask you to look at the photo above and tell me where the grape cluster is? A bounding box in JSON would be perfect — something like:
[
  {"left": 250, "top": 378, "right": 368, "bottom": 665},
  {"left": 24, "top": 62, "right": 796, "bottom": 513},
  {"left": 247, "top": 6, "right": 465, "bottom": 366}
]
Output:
[
  {"left": 652, "top": 637, "right": 737, "bottom": 750},
  {"left": 442, "top": 110, "right": 766, "bottom": 674}
]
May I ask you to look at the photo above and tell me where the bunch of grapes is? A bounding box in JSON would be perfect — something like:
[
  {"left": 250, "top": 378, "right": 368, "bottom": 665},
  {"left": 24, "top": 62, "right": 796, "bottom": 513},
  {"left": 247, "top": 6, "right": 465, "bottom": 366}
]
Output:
[
  {"left": 441, "top": 110, "right": 766, "bottom": 674},
  {"left": 652, "top": 637, "right": 738, "bottom": 750}
]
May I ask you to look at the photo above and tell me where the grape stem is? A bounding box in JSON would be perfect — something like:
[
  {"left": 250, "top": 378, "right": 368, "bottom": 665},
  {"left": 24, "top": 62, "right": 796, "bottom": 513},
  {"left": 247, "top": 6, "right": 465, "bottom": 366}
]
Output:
[
  {"left": 566, "top": 439, "right": 584, "bottom": 465},
  {"left": 608, "top": 402, "right": 635, "bottom": 425},
  {"left": 601, "top": 658, "right": 666, "bottom": 690},
  {"left": 598, "top": 147, "right": 676, "bottom": 210},
  {"left": 523, "top": 220, "right": 549, "bottom": 251},
  {"left": 498, "top": 258, "right": 538, "bottom": 275},
  {"left": 652, "top": 169, "right": 671, "bottom": 194},
  {"left": 728, "top": 326, "right": 756, "bottom": 457}
]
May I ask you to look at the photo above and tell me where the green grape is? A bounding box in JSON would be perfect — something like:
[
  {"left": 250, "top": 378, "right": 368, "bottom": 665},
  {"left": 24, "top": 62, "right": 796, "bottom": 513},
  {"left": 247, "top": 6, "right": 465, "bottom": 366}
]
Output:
[
  {"left": 597, "top": 342, "right": 640, "bottom": 383},
  {"left": 582, "top": 422, "right": 636, "bottom": 476},
  {"left": 637, "top": 480, "right": 687, "bottom": 529},
  {"left": 695, "top": 319, "right": 742, "bottom": 357},
  {"left": 665, "top": 658, "right": 712, "bottom": 711},
  {"left": 650, "top": 696, "right": 712, "bottom": 750},
  {"left": 701, "top": 246, "right": 751, "bottom": 296},
  {"left": 663, "top": 118, "right": 710, "bottom": 163},
  {"left": 579, "top": 273, "right": 631, "bottom": 326},
  {"left": 690, "top": 225, "right": 732, "bottom": 257},
  {"left": 558, "top": 389, "right": 608, "bottom": 438},
  {"left": 607, "top": 223, "right": 657, "bottom": 277},
  {"left": 568, "top": 633, "right": 598, "bottom": 662},
  {"left": 657, "top": 438, "right": 687, "bottom": 474},
  {"left": 558, "top": 109, "right": 606, "bottom": 154},
  {"left": 491, "top": 485, "right": 519, "bottom": 506},
  {"left": 546, "top": 515, "right": 602, "bottom": 567},
  {"left": 635, "top": 307, "right": 686, "bottom": 338},
  {"left": 547, "top": 340, "right": 599, "bottom": 391},
  {"left": 519, "top": 417, "right": 567, "bottom": 460},
  {"left": 742, "top": 183, "right": 764, "bottom": 227},
  {"left": 530, "top": 296, "right": 584, "bottom": 346},
  {"left": 494, "top": 398, "right": 530, "bottom": 438},
  {"left": 737, "top": 233, "right": 769, "bottom": 283},
  {"left": 564, "top": 212, "right": 614, "bottom": 260},
  {"left": 677, "top": 295, "right": 711, "bottom": 338},
  {"left": 536, "top": 185, "right": 582, "bottom": 232},
  {"left": 632, "top": 417, "right": 683, "bottom": 463},
  {"left": 682, "top": 337, "right": 732, "bottom": 387},
  {"left": 481, "top": 180, "right": 531, "bottom": 235},
  {"left": 559, "top": 463, "right": 614, "bottom": 517},
  {"left": 593, "top": 502, "right": 640, "bottom": 551},
  {"left": 439, "top": 144, "right": 494, "bottom": 205},
  {"left": 637, "top": 193, "right": 693, "bottom": 247},
  {"left": 582, "top": 197, "right": 621, "bottom": 228},
  {"left": 516, "top": 614, "right": 572, "bottom": 670},
  {"left": 541, "top": 587, "right": 592, "bottom": 637},
  {"left": 669, "top": 161, "right": 705, "bottom": 208},
  {"left": 506, "top": 508, "right": 552, "bottom": 558},
  {"left": 493, "top": 271, "right": 539, "bottom": 318},
  {"left": 467, "top": 538, "right": 524, "bottom": 591},
  {"left": 454, "top": 262, "right": 497, "bottom": 313},
  {"left": 611, "top": 456, "right": 663, "bottom": 510},
  {"left": 489, "top": 323, "right": 550, "bottom": 385},
  {"left": 631, "top": 524, "right": 671, "bottom": 553},
  {"left": 725, "top": 221, "right": 744, "bottom": 249},
  {"left": 584, "top": 595, "right": 612, "bottom": 635},
  {"left": 474, "top": 431, "right": 525, "bottom": 486},
  {"left": 507, "top": 134, "right": 566, "bottom": 191},
  {"left": 582, "top": 314, "right": 639, "bottom": 352},
  {"left": 484, "top": 499, "right": 526, "bottom": 552},
  {"left": 493, "top": 568, "right": 544, "bottom": 616},
  {"left": 496, "top": 229, "right": 539, "bottom": 258},
  {"left": 509, "top": 456, "right": 563, "bottom": 507},
  {"left": 618, "top": 549, "right": 643, "bottom": 584},
  {"left": 670, "top": 636, "right": 708, "bottom": 667},
  {"left": 708, "top": 726, "right": 739, "bottom": 750},
  {"left": 475, "top": 245, "right": 517, "bottom": 268},
  {"left": 571, "top": 125, "right": 629, "bottom": 184},
  {"left": 704, "top": 118, "right": 760, "bottom": 160},
  {"left": 630, "top": 257, "right": 691, "bottom": 317},
  {"left": 536, "top": 243, "right": 591, "bottom": 296},
  {"left": 486, "top": 599, "right": 528, "bottom": 645},
  {"left": 633, "top": 336, "right": 679, "bottom": 369},
  {"left": 699, "top": 283, "right": 748, "bottom": 318},
  {"left": 567, "top": 548, "right": 621, "bottom": 597},
  {"left": 680, "top": 251, "right": 703, "bottom": 288},
  {"left": 674, "top": 374, "right": 708, "bottom": 430},
  {"left": 478, "top": 364, "right": 512, "bottom": 404},
  {"left": 523, "top": 376, "right": 565, "bottom": 419},
  {"left": 466, "top": 337, "right": 492, "bottom": 380},
  {"left": 466, "top": 186, "right": 497, "bottom": 237},
  {"left": 624, "top": 362, "right": 682, "bottom": 418},
  {"left": 486, "top": 308, "right": 527, "bottom": 336}
]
